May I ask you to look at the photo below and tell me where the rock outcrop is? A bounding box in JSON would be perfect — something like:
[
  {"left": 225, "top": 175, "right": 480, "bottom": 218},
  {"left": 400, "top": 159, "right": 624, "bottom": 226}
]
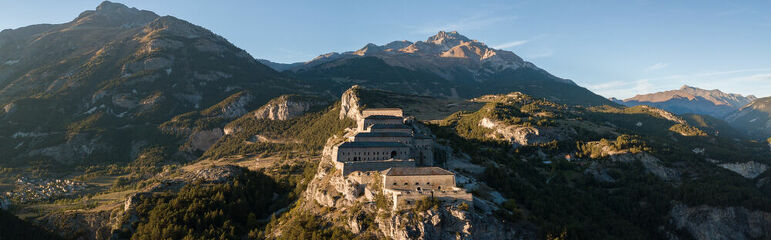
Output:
[
  {"left": 611, "top": 152, "right": 680, "bottom": 181},
  {"left": 339, "top": 86, "right": 364, "bottom": 121},
  {"left": 478, "top": 117, "right": 572, "bottom": 147},
  {"left": 718, "top": 161, "right": 768, "bottom": 179},
  {"left": 252, "top": 94, "right": 329, "bottom": 120},
  {"left": 670, "top": 203, "right": 771, "bottom": 240},
  {"left": 376, "top": 206, "right": 527, "bottom": 240}
]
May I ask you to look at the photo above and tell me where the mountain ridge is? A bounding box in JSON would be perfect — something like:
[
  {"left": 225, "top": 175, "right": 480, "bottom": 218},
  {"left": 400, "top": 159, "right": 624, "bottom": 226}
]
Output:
[
  {"left": 262, "top": 31, "right": 611, "bottom": 106},
  {"left": 615, "top": 85, "right": 756, "bottom": 118}
]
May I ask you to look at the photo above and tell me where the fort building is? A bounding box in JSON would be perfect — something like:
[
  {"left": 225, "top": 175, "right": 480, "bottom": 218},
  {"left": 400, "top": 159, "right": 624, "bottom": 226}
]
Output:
[
  {"left": 382, "top": 167, "right": 473, "bottom": 211},
  {"left": 331, "top": 108, "right": 471, "bottom": 210},
  {"left": 333, "top": 108, "right": 434, "bottom": 175}
]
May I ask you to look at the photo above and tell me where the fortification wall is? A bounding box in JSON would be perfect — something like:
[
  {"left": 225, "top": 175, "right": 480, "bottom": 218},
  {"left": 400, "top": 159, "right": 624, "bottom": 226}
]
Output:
[
  {"left": 367, "top": 128, "right": 412, "bottom": 134},
  {"left": 383, "top": 175, "right": 455, "bottom": 191},
  {"left": 385, "top": 188, "right": 473, "bottom": 210},
  {"left": 337, "top": 160, "right": 416, "bottom": 175},
  {"left": 352, "top": 136, "right": 414, "bottom": 144},
  {"left": 362, "top": 109, "right": 403, "bottom": 118}
]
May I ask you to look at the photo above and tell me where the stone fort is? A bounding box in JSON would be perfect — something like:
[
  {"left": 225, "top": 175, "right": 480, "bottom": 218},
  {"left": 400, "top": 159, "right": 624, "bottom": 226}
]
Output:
[{"left": 332, "top": 108, "right": 472, "bottom": 210}]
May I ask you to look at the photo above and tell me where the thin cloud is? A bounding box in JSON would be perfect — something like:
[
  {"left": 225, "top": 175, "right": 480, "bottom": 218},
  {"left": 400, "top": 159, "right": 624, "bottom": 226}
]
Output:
[
  {"left": 645, "top": 62, "right": 668, "bottom": 71},
  {"left": 492, "top": 40, "right": 529, "bottom": 49}
]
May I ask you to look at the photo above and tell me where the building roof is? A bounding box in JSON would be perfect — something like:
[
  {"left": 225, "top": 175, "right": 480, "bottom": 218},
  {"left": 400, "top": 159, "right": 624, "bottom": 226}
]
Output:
[
  {"left": 413, "top": 134, "right": 432, "bottom": 139},
  {"left": 364, "top": 115, "right": 404, "bottom": 120},
  {"left": 338, "top": 141, "right": 410, "bottom": 148},
  {"left": 354, "top": 132, "right": 413, "bottom": 138},
  {"left": 368, "top": 124, "right": 411, "bottom": 129},
  {"left": 384, "top": 167, "right": 454, "bottom": 176},
  {"left": 363, "top": 108, "right": 403, "bottom": 112}
]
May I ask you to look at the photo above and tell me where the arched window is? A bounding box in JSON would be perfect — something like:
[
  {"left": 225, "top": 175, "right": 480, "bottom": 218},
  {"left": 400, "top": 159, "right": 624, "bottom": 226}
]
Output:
[{"left": 391, "top": 151, "right": 397, "bottom": 158}]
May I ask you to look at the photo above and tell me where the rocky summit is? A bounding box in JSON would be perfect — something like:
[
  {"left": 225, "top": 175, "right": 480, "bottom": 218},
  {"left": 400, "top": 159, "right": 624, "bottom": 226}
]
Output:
[{"left": 263, "top": 31, "right": 612, "bottom": 106}]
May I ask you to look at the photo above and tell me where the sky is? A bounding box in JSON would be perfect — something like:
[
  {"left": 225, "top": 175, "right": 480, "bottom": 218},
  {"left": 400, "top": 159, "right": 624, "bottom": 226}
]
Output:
[{"left": 1, "top": 0, "right": 770, "bottom": 99}]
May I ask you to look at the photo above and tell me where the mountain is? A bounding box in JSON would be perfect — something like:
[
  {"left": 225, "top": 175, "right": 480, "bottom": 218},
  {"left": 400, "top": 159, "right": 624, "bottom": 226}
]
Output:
[
  {"left": 616, "top": 85, "right": 756, "bottom": 118},
  {"left": 255, "top": 59, "right": 303, "bottom": 72},
  {"left": 0, "top": 1, "right": 303, "bottom": 167},
  {"left": 725, "top": 96, "right": 771, "bottom": 138},
  {"left": 262, "top": 31, "right": 613, "bottom": 106}
]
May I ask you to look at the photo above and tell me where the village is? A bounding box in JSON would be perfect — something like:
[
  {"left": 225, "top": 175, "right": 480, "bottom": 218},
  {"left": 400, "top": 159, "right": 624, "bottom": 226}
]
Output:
[{"left": 1, "top": 177, "right": 88, "bottom": 208}]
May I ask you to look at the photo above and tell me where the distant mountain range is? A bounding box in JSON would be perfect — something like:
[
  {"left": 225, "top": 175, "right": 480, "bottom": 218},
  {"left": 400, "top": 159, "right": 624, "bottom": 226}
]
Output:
[
  {"left": 612, "top": 85, "right": 771, "bottom": 139},
  {"left": 726, "top": 96, "right": 771, "bottom": 138},
  {"left": 260, "top": 31, "right": 613, "bottom": 106},
  {"left": 612, "top": 85, "right": 756, "bottom": 118}
]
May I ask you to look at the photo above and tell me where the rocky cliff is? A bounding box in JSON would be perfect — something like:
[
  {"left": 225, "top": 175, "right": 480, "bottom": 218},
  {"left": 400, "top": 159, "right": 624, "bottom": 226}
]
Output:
[
  {"left": 670, "top": 203, "right": 771, "bottom": 240},
  {"left": 252, "top": 94, "right": 329, "bottom": 121}
]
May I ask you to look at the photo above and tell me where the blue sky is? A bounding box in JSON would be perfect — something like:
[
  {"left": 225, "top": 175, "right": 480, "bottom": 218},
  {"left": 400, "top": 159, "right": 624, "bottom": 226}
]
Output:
[{"left": 1, "top": 0, "right": 770, "bottom": 99}]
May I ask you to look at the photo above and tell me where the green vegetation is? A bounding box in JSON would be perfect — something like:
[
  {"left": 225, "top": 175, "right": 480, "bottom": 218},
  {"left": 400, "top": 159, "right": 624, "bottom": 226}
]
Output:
[
  {"left": 426, "top": 92, "right": 771, "bottom": 239},
  {"left": 202, "top": 103, "right": 355, "bottom": 159},
  {"left": 413, "top": 196, "right": 441, "bottom": 212},
  {"left": 0, "top": 209, "right": 61, "bottom": 240},
  {"left": 668, "top": 123, "right": 707, "bottom": 136},
  {"left": 264, "top": 213, "right": 354, "bottom": 240},
  {"left": 127, "top": 168, "right": 285, "bottom": 240}
]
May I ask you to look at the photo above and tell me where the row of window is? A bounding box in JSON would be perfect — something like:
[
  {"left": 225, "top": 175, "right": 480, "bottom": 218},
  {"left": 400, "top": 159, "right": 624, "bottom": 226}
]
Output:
[
  {"left": 347, "top": 157, "right": 392, "bottom": 161},
  {"left": 342, "top": 151, "right": 405, "bottom": 156},
  {"left": 392, "top": 182, "right": 433, "bottom": 186}
]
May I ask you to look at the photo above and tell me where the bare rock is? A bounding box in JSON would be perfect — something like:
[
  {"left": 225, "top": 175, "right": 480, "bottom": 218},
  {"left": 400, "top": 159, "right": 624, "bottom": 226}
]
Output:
[
  {"left": 718, "top": 161, "right": 768, "bottom": 179},
  {"left": 253, "top": 94, "right": 329, "bottom": 120},
  {"left": 611, "top": 152, "right": 680, "bottom": 181},
  {"left": 340, "top": 85, "right": 364, "bottom": 120},
  {"left": 670, "top": 203, "right": 771, "bottom": 240},
  {"left": 192, "top": 165, "right": 243, "bottom": 183},
  {"left": 186, "top": 128, "right": 223, "bottom": 152}
]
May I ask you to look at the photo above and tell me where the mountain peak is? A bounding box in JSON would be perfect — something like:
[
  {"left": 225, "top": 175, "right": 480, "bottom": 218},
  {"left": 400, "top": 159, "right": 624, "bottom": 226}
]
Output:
[
  {"left": 73, "top": 1, "right": 158, "bottom": 27},
  {"left": 95, "top": 1, "right": 130, "bottom": 13},
  {"left": 427, "top": 30, "right": 471, "bottom": 45}
]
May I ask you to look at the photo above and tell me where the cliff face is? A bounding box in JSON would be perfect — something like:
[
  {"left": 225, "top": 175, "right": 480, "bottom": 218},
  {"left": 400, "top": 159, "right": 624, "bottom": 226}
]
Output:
[
  {"left": 339, "top": 85, "right": 364, "bottom": 121},
  {"left": 718, "top": 161, "right": 768, "bottom": 179},
  {"left": 252, "top": 95, "right": 329, "bottom": 120},
  {"left": 478, "top": 117, "right": 574, "bottom": 148},
  {"left": 670, "top": 203, "right": 771, "bottom": 240}
]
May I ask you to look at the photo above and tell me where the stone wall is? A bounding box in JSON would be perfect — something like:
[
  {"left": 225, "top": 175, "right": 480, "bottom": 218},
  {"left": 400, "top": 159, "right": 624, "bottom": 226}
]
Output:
[
  {"left": 336, "top": 160, "right": 416, "bottom": 175},
  {"left": 359, "top": 118, "right": 404, "bottom": 131},
  {"left": 415, "top": 138, "right": 434, "bottom": 166},
  {"left": 362, "top": 109, "right": 403, "bottom": 118},
  {"left": 383, "top": 174, "right": 455, "bottom": 192},
  {"left": 351, "top": 135, "right": 414, "bottom": 144},
  {"left": 333, "top": 145, "right": 411, "bottom": 162},
  {"left": 367, "top": 128, "right": 413, "bottom": 134},
  {"left": 385, "top": 188, "right": 473, "bottom": 211}
]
